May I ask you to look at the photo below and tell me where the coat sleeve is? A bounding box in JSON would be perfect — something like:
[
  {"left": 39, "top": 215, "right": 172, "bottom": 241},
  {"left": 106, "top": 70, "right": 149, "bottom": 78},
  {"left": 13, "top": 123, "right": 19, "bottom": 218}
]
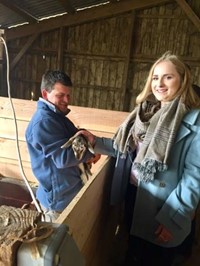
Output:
[
  {"left": 156, "top": 129, "right": 200, "bottom": 234},
  {"left": 94, "top": 137, "right": 118, "bottom": 157},
  {"left": 31, "top": 117, "right": 93, "bottom": 169}
]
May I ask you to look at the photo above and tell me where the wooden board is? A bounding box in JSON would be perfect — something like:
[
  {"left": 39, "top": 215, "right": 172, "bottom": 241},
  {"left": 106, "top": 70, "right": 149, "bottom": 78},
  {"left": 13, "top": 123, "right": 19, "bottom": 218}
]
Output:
[{"left": 56, "top": 157, "right": 115, "bottom": 265}]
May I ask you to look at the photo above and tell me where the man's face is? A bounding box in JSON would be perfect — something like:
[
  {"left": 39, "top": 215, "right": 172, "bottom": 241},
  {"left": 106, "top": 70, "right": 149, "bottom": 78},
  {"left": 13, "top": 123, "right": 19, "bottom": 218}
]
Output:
[{"left": 42, "top": 82, "right": 71, "bottom": 115}]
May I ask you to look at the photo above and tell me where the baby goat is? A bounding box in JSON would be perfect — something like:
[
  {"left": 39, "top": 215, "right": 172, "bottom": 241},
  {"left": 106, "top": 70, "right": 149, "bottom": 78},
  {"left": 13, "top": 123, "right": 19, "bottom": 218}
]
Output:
[{"left": 61, "top": 134, "right": 95, "bottom": 184}]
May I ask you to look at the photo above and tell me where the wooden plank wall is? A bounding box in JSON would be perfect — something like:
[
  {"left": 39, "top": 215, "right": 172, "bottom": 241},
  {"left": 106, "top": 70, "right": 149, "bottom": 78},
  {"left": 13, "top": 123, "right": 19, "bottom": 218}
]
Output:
[
  {"left": 3, "top": 0, "right": 199, "bottom": 112},
  {"left": 127, "top": 2, "right": 200, "bottom": 110}
]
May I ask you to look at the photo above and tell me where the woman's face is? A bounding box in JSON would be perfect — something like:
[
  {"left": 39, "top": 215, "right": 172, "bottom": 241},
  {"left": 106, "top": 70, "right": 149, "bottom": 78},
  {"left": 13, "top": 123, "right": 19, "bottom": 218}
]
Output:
[{"left": 151, "top": 61, "right": 181, "bottom": 105}]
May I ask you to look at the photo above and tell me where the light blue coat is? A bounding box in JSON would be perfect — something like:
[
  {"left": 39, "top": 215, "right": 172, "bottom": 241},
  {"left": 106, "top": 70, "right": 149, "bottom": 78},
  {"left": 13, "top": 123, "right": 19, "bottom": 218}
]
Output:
[{"left": 94, "top": 109, "right": 200, "bottom": 247}]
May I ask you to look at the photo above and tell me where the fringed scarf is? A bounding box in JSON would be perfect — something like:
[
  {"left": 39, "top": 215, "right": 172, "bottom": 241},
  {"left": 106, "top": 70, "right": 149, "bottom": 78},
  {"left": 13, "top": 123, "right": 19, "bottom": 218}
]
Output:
[{"left": 113, "top": 95, "right": 188, "bottom": 182}]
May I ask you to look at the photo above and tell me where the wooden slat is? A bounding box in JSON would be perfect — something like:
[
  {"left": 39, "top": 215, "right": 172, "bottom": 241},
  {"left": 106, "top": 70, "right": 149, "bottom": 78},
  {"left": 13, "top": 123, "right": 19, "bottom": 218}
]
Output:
[
  {"left": 0, "top": 138, "right": 29, "bottom": 161},
  {"left": 0, "top": 0, "right": 38, "bottom": 23},
  {"left": 0, "top": 117, "right": 28, "bottom": 140},
  {"left": 176, "top": 0, "right": 200, "bottom": 31},
  {"left": 121, "top": 11, "right": 136, "bottom": 111},
  {"left": 0, "top": 154, "right": 106, "bottom": 184},
  {"left": 68, "top": 107, "right": 128, "bottom": 134},
  {"left": 0, "top": 96, "right": 128, "bottom": 132},
  {"left": 57, "top": 27, "right": 65, "bottom": 70},
  {"left": 0, "top": 117, "right": 114, "bottom": 141},
  {"left": 0, "top": 158, "right": 37, "bottom": 182},
  {"left": 0, "top": 97, "right": 37, "bottom": 120},
  {"left": 10, "top": 33, "right": 39, "bottom": 71}
]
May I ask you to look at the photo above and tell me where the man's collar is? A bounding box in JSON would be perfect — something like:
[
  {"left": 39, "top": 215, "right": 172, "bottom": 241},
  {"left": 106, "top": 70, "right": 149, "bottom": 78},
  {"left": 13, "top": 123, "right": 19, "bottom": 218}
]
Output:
[{"left": 39, "top": 97, "right": 71, "bottom": 115}]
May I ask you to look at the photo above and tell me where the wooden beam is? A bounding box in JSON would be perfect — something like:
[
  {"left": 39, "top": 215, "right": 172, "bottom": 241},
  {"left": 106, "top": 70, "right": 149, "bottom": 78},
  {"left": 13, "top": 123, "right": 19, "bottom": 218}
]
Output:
[
  {"left": 57, "top": 27, "right": 65, "bottom": 70},
  {"left": 10, "top": 33, "right": 39, "bottom": 71},
  {"left": 121, "top": 11, "right": 136, "bottom": 111},
  {"left": 6, "top": 0, "right": 172, "bottom": 41},
  {"left": 0, "top": 0, "right": 38, "bottom": 24},
  {"left": 175, "top": 0, "right": 200, "bottom": 31},
  {"left": 57, "top": 0, "right": 75, "bottom": 14}
]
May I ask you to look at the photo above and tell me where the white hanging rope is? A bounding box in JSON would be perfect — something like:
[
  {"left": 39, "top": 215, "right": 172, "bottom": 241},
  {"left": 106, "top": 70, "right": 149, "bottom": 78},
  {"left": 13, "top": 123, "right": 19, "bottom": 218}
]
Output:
[{"left": 0, "top": 36, "right": 42, "bottom": 213}]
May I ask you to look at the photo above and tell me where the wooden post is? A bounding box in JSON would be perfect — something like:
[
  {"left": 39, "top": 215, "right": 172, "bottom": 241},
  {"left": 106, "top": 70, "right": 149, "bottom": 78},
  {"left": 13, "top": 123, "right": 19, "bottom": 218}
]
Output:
[
  {"left": 121, "top": 11, "right": 136, "bottom": 112},
  {"left": 57, "top": 27, "right": 65, "bottom": 70}
]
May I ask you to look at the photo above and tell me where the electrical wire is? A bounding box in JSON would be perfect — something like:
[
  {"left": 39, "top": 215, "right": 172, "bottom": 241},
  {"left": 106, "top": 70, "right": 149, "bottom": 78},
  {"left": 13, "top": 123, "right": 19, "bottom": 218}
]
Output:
[{"left": 0, "top": 36, "right": 42, "bottom": 213}]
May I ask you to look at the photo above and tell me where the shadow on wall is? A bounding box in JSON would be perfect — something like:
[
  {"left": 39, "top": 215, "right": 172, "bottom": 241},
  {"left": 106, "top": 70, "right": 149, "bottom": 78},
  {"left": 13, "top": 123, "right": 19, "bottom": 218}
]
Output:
[{"left": 193, "top": 84, "right": 200, "bottom": 97}]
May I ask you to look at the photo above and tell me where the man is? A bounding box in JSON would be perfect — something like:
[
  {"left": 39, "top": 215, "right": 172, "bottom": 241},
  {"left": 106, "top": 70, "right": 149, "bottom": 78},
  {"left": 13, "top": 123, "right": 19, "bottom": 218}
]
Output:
[{"left": 26, "top": 70, "right": 95, "bottom": 221}]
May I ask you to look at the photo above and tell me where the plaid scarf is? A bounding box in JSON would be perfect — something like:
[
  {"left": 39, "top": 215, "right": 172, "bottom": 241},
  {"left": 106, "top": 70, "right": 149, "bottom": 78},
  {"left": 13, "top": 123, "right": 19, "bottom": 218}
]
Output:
[{"left": 113, "top": 96, "right": 188, "bottom": 182}]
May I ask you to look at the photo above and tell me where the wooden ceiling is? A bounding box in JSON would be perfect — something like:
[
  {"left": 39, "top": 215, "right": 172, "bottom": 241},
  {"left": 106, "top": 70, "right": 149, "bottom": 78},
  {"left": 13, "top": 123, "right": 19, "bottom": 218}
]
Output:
[
  {"left": 0, "top": 0, "right": 108, "bottom": 29},
  {"left": 0, "top": 0, "right": 199, "bottom": 41}
]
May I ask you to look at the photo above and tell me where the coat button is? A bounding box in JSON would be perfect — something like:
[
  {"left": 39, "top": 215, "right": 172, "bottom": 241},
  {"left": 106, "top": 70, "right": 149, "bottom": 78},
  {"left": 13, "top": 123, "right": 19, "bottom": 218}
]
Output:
[{"left": 159, "top": 182, "right": 166, "bottom": 187}]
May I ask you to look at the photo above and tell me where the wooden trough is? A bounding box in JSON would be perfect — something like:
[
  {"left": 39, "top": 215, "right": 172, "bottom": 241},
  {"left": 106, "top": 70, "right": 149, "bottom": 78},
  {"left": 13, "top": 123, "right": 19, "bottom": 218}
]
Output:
[{"left": 0, "top": 96, "right": 129, "bottom": 265}]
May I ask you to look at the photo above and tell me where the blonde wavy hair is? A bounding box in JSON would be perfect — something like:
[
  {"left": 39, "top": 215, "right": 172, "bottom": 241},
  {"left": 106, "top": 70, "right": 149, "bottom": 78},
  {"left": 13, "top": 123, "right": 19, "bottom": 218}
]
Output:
[{"left": 136, "top": 51, "right": 200, "bottom": 109}]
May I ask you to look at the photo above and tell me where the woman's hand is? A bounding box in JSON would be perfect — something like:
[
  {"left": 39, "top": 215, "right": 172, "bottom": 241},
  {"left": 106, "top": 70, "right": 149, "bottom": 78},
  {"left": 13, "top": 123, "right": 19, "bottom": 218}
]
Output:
[
  {"left": 155, "top": 224, "right": 173, "bottom": 243},
  {"left": 87, "top": 154, "right": 101, "bottom": 164}
]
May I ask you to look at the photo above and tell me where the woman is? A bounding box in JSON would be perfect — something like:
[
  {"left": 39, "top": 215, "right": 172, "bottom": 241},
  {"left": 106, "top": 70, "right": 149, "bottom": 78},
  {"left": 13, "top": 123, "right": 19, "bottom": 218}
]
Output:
[{"left": 77, "top": 52, "right": 200, "bottom": 265}]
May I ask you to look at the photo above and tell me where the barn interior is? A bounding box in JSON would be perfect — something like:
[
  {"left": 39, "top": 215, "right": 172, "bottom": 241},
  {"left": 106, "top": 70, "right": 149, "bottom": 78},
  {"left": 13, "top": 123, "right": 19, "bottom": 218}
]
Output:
[{"left": 0, "top": 0, "right": 200, "bottom": 265}]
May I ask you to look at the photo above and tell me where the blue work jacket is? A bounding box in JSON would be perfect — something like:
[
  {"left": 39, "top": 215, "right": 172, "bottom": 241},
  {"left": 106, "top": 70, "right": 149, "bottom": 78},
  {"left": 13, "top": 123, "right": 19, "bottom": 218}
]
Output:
[{"left": 26, "top": 99, "right": 92, "bottom": 211}]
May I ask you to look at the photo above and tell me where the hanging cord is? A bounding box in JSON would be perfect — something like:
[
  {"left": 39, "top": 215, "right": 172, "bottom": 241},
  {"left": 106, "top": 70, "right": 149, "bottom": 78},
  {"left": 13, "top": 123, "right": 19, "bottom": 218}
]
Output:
[{"left": 0, "top": 36, "right": 42, "bottom": 214}]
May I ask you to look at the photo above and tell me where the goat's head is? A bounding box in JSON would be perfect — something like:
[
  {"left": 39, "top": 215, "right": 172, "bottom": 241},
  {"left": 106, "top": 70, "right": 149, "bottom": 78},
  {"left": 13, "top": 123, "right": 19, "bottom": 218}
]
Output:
[{"left": 61, "top": 134, "right": 94, "bottom": 160}]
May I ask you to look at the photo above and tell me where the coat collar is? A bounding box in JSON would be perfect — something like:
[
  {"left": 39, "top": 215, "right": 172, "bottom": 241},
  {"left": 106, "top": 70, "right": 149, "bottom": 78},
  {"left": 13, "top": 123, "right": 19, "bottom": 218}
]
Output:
[
  {"left": 175, "top": 109, "right": 200, "bottom": 143},
  {"left": 182, "top": 109, "right": 200, "bottom": 125},
  {"left": 38, "top": 97, "right": 71, "bottom": 116}
]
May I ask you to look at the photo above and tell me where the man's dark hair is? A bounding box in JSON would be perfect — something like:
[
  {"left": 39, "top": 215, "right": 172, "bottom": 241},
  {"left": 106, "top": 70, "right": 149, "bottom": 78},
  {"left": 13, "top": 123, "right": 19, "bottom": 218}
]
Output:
[{"left": 40, "top": 70, "right": 73, "bottom": 92}]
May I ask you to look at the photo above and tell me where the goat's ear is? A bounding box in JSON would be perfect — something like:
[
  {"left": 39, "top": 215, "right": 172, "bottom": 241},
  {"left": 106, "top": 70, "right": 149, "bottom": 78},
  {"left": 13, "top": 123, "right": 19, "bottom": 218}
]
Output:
[
  {"left": 61, "top": 137, "right": 75, "bottom": 149},
  {"left": 87, "top": 142, "right": 95, "bottom": 154}
]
